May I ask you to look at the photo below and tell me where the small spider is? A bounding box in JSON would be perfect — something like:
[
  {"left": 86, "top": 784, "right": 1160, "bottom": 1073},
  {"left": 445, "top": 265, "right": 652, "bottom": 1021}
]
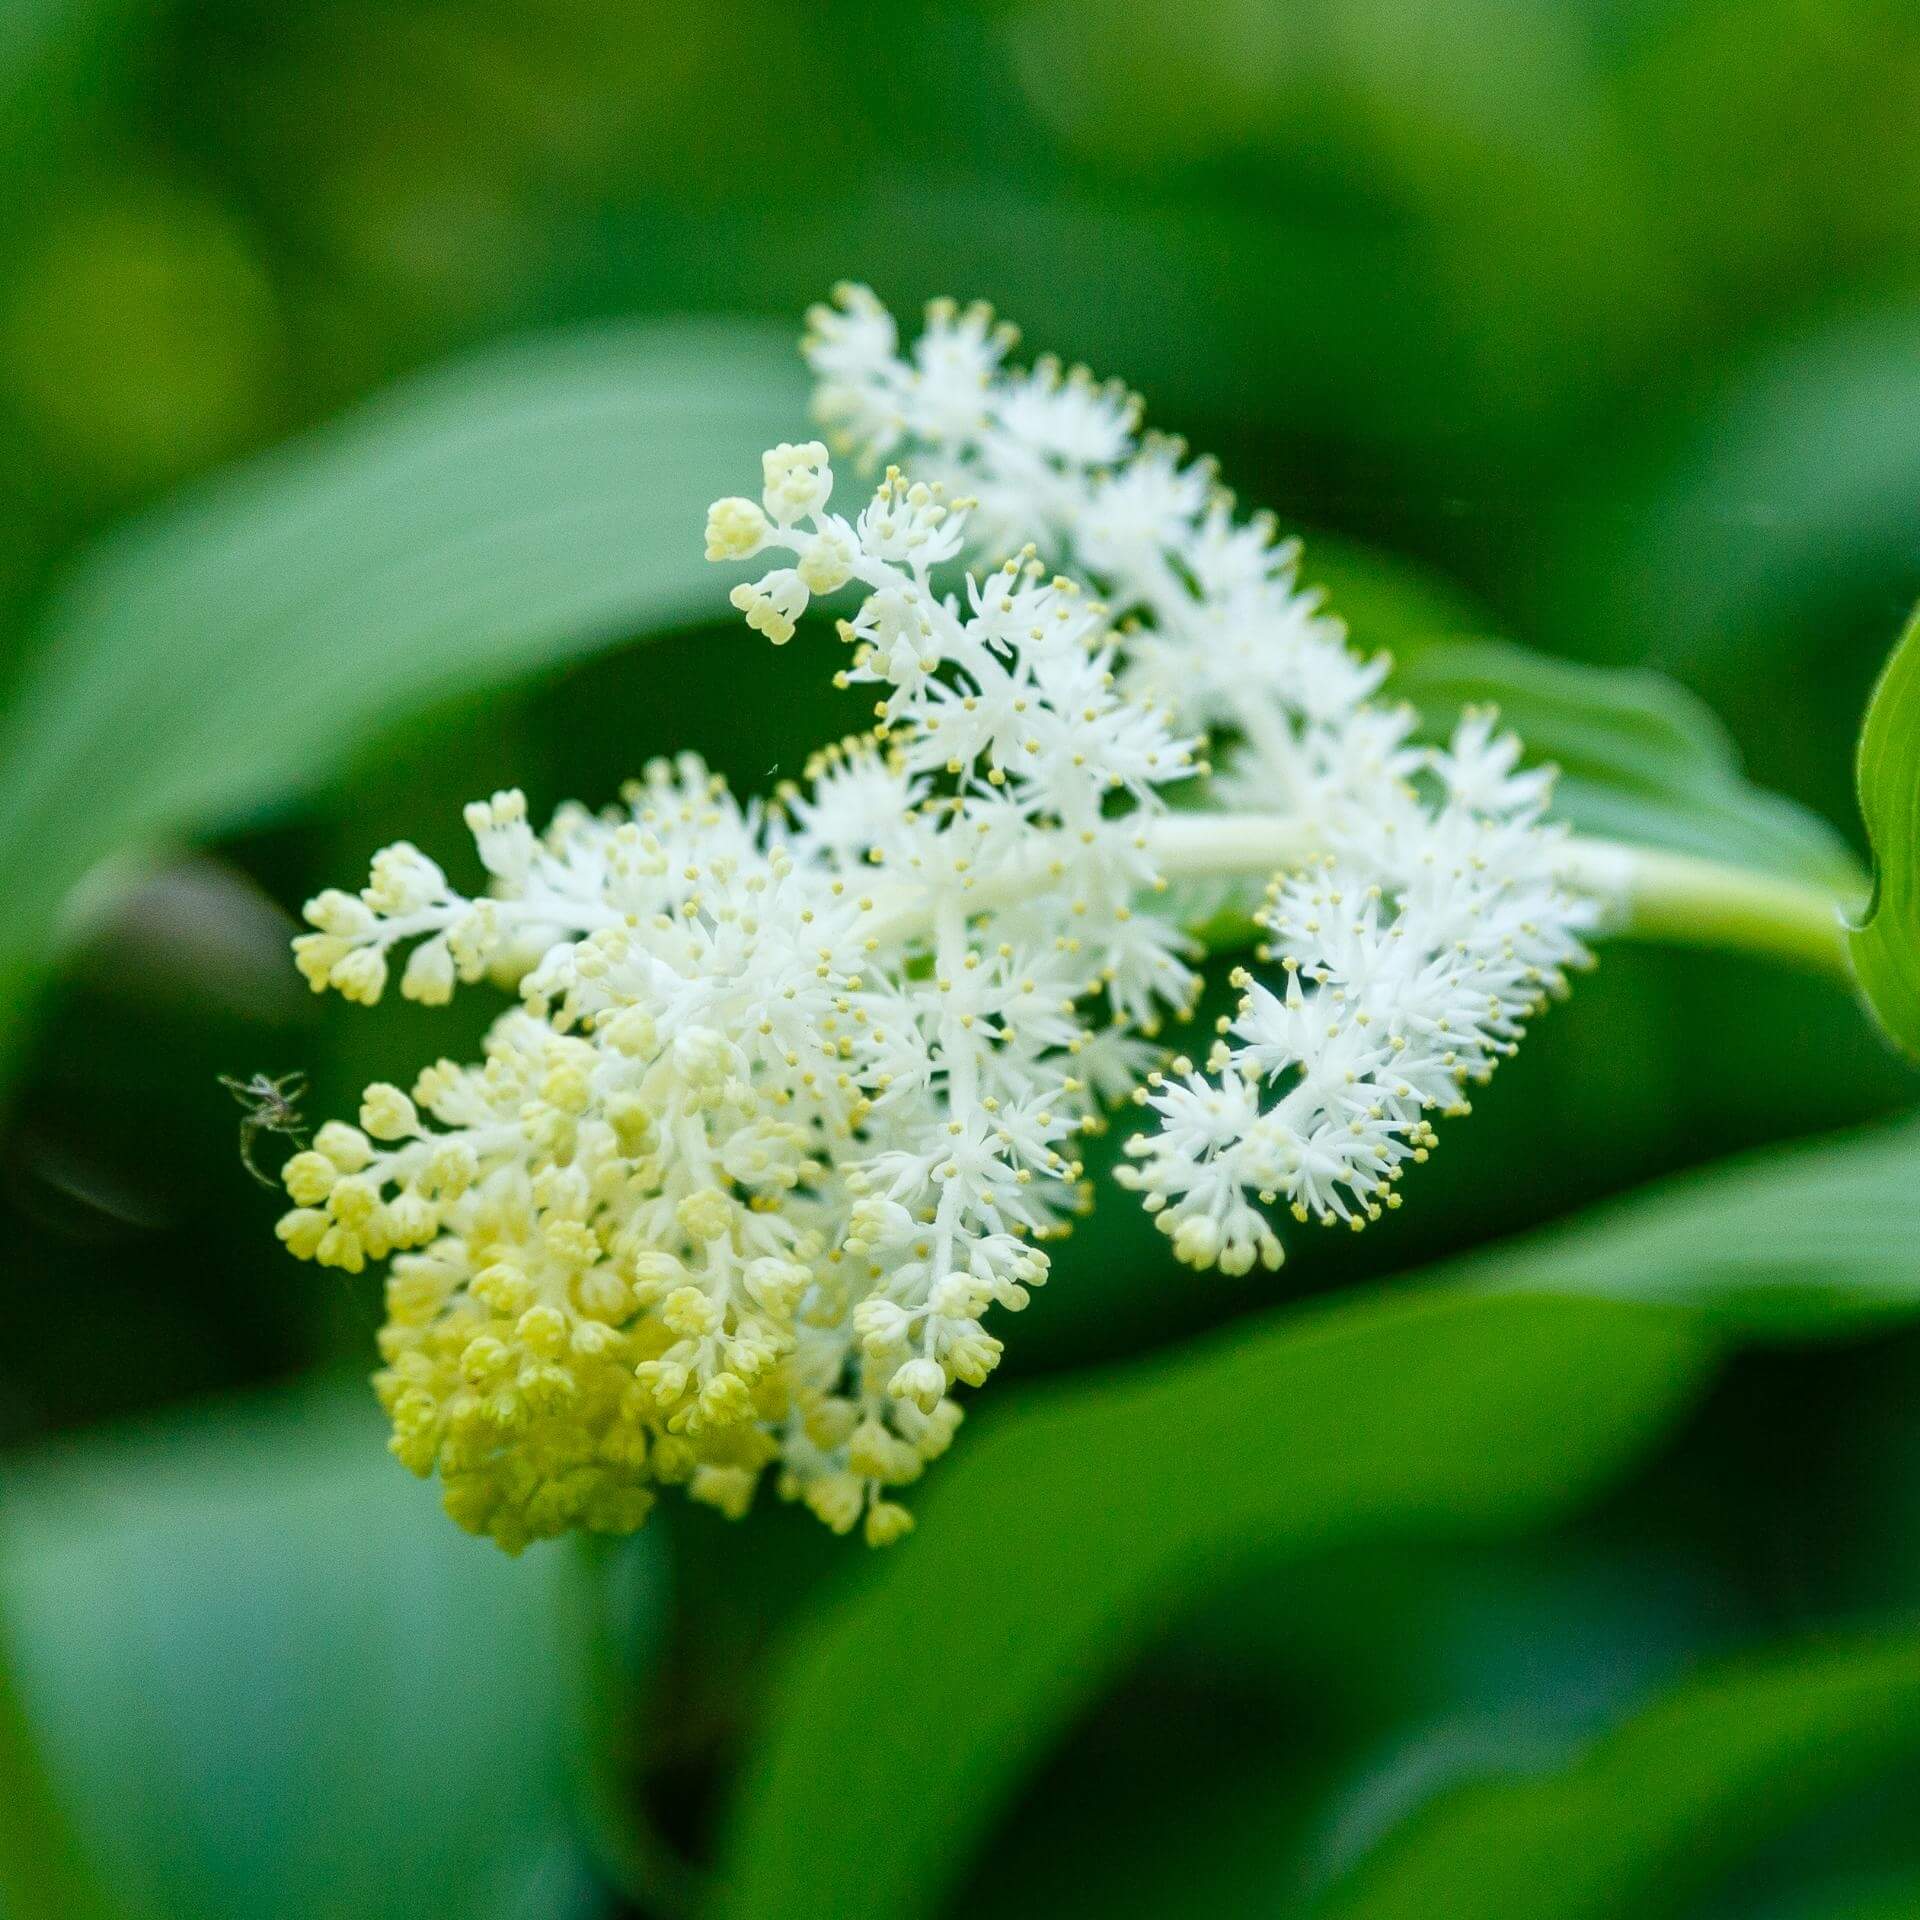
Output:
[{"left": 220, "top": 1070, "right": 310, "bottom": 1190}]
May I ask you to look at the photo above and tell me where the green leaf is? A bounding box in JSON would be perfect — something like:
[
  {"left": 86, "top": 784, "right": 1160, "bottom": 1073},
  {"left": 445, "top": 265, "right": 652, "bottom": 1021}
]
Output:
[
  {"left": 1308, "top": 1633, "right": 1920, "bottom": 1920},
  {"left": 0, "top": 1, "right": 150, "bottom": 232},
  {"left": 1307, "top": 537, "right": 1490, "bottom": 655},
  {"left": 0, "top": 1382, "right": 620, "bottom": 1920},
  {"left": 0, "top": 1629, "right": 122, "bottom": 1920},
  {"left": 1770, "top": 1875, "right": 1920, "bottom": 1920},
  {"left": 1469, "top": 1114, "right": 1920, "bottom": 1337},
  {"left": 719, "top": 1110, "right": 1920, "bottom": 1918},
  {"left": 0, "top": 319, "right": 803, "bottom": 1089},
  {"left": 1847, "top": 607, "right": 1920, "bottom": 1058},
  {"left": 1386, "top": 635, "right": 1863, "bottom": 891},
  {"left": 718, "top": 1289, "right": 1714, "bottom": 1920}
]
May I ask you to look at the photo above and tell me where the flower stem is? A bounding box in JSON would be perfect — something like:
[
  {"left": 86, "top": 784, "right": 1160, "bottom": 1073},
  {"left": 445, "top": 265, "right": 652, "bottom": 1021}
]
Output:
[
  {"left": 1558, "top": 841, "right": 1857, "bottom": 980},
  {"left": 1148, "top": 816, "right": 1862, "bottom": 981},
  {"left": 864, "top": 811, "right": 1860, "bottom": 984}
]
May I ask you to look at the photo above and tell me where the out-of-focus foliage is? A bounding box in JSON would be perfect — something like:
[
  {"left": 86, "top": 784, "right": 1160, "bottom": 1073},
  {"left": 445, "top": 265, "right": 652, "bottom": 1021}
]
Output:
[
  {"left": 0, "top": 322, "right": 799, "bottom": 1086},
  {"left": 721, "top": 1119, "right": 1920, "bottom": 1918},
  {"left": 0, "top": 1383, "right": 616, "bottom": 1920},
  {"left": 1849, "top": 610, "right": 1920, "bottom": 1057},
  {"left": 723, "top": 1289, "right": 1714, "bottom": 1920},
  {"left": 3, "top": 3, "right": 1920, "bottom": 1919},
  {"left": 1311, "top": 1632, "right": 1920, "bottom": 1920},
  {"left": 1470, "top": 1117, "right": 1920, "bottom": 1335}
]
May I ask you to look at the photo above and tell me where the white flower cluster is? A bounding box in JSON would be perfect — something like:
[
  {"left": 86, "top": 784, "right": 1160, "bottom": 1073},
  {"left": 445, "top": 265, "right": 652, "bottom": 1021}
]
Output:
[
  {"left": 283, "top": 436, "right": 1202, "bottom": 1551},
  {"left": 275, "top": 290, "right": 1597, "bottom": 1552},
  {"left": 804, "top": 285, "right": 1598, "bottom": 1275}
]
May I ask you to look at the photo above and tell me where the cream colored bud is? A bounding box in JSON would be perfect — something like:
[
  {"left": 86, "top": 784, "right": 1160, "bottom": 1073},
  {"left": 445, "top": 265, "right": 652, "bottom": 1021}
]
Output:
[
  {"left": 864, "top": 1500, "right": 915, "bottom": 1547},
  {"left": 761, "top": 439, "right": 832, "bottom": 525},
  {"left": 359, "top": 1083, "right": 419, "bottom": 1141},
  {"left": 281, "top": 1151, "right": 337, "bottom": 1206},
  {"left": 330, "top": 945, "right": 389, "bottom": 1006},
  {"left": 796, "top": 526, "right": 855, "bottom": 595},
  {"left": 675, "top": 1187, "right": 733, "bottom": 1244},
  {"left": 315, "top": 1121, "right": 374, "bottom": 1172},
  {"left": 704, "top": 495, "right": 771, "bottom": 561},
  {"left": 888, "top": 1356, "right": 948, "bottom": 1415},
  {"left": 401, "top": 938, "right": 456, "bottom": 1005}
]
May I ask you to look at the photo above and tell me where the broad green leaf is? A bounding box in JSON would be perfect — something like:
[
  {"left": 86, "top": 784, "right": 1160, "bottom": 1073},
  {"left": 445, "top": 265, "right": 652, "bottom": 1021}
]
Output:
[
  {"left": 720, "top": 1111, "right": 1920, "bottom": 1918},
  {"left": 0, "top": 1, "right": 151, "bottom": 231},
  {"left": 0, "top": 1631, "right": 121, "bottom": 1920},
  {"left": 0, "top": 319, "right": 803, "bottom": 1088},
  {"left": 1387, "top": 636, "right": 1863, "bottom": 891},
  {"left": 1308, "top": 537, "right": 1489, "bottom": 655},
  {"left": 1309, "top": 1633, "right": 1920, "bottom": 1920},
  {"left": 1847, "top": 607, "right": 1920, "bottom": 1058},
  {"left": 1769, "top": 1875, "right": 1920, "bottom": 1920},
  {"left": 0, "top": 1382, "right": 620, "bottom": 1920},
  {"left": 1470, "top": 1114, "right": 1920, "bottom": 1337},
  {"left": 718, "top": 1289, "right": 1713, "bottom": 1920}
]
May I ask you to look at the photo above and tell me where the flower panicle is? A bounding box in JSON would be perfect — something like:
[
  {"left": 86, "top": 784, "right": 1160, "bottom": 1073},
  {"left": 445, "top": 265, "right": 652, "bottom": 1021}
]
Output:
[
  {"left": 274, "top": 293, "right": 1600, "bottom": 1554},
  {"left": 282, "top": 434, "right": 1205, "bottom": 1552},
  {"left": 800, "top": 286, "right": 1599, "bottom": 1277}
]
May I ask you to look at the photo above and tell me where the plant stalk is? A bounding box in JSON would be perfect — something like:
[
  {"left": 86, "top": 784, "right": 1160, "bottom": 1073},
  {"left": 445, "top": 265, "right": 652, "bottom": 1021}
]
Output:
[
  {"left": 865, "top": 812, "right": 1860, "bottom": 982},
  {"left": 1556, "top": 840, "right": 1856, "bottom": 979}
]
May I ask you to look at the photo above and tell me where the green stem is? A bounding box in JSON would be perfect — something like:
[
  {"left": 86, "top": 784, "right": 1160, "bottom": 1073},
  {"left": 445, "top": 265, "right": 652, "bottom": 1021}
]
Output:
[
  {"left": 861, "top": 812, "right": 1862, "bottom": 984},
  {"left": 1560, "top": 842, "right": 1857, "bottom": 981},
  {"left": 1146, "top": 815, "right": 1860, "bottom": 983}
]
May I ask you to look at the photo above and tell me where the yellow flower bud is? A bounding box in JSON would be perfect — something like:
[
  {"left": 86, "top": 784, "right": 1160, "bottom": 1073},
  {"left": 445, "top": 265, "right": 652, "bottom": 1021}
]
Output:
[
  {"left": 516, "top": 1304, "right": 569, "bottom": 1358},
  {"left": 864, "top": 1500, "right": 915, "bottom": 1547},
  {"left": 315, "top": 1121, "right": 374, "bottom": 1172},
  {"left": 689, "top": 1464, "right": 757, "bottom": 1520},
  {"left": 661, "top": 1285, "right": 720, "bottom": 1339},
  {"left": 275, "top": 1208, "right": 329, "bottom": 1260},
  {"left": 675, "top": 1187, "right": 733, "bottom": 1244},
  {"left": 802, "top": 1471, "right": 864, "bottom": 1535},
  {"left": 704, "top": 495, "right": 771, "bottom": 561},
  {"left": 359, "top": 1082, "right": 419, "bottom": 1141},
  {"left": 281, "top": 1151, "right": 337, "bottom": 1206},
  {"left": 330, "top": 945, "right": 389, "bottom": 1005}
]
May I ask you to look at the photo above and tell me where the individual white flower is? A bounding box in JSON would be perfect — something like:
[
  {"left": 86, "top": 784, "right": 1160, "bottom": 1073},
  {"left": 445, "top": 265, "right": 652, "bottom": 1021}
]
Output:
[{"left": 761, "top": 439, "right": 834, "bottom": 525}]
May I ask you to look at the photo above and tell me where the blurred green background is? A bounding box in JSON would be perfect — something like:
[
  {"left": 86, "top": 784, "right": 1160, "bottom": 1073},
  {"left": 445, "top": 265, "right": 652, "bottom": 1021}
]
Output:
[{"left": 4, "top": 3, "right": 1920, "bottom": 1917}]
